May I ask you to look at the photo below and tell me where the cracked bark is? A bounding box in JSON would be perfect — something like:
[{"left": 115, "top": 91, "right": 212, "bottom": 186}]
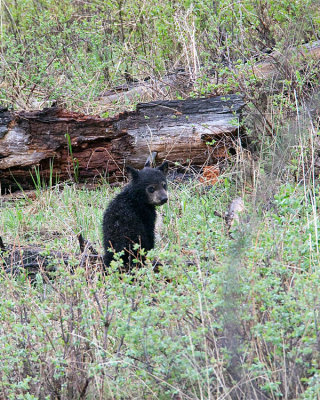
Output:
[{"left": 0, "top": 95, "right": 244, "bottom": 191}]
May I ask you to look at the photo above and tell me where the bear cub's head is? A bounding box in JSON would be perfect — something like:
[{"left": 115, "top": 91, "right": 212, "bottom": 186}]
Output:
[{"left": 126, "top": 161, "right": 168, "bottom": 206}]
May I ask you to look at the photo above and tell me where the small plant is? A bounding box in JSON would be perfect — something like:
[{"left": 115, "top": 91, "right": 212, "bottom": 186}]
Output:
[
  {"left": 65, "top": 133, "right": 79, "bottom": 183},
  {"left": 0, "top": 169, "right": 320, "bottom": 398},
  {"left": 1, "top": 0, "right": 320, "bottom": 398}
]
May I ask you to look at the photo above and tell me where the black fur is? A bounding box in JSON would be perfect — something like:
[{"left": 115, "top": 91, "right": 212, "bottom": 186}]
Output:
[{"left": 102, "top": 162, "right": 168, "bottom": 271}]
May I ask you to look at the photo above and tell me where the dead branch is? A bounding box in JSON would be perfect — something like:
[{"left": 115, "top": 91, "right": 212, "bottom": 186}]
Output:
[{"left": 215, "top": 197, "right": 245, "bottom": 232}]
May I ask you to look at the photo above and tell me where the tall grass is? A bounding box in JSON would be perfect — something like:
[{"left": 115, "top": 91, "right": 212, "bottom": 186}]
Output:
[
  {"left": 1, "top": 0, "right": 320, "bottom": 398},
  {"left": 0, "top": 0, "right": 319, "bottom": 112},
  {"left": 1, "top": 135, "right": 320, "bottom": 398}
]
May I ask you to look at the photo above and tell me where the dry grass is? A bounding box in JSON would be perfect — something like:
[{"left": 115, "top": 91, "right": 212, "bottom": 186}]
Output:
[{"left": 1, "top": 141, "right": 320, "bottom": 398}]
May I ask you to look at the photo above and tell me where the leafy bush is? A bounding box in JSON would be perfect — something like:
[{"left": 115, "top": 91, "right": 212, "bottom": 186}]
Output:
[
  {"left": 1, "top": 176, "right": 320, "bottom": 398},
  {"left": 1, "top": 0, "right": 319, "bottom": 111},
  {"left": 1, "top": 0, "right": 320, "bottom": 398}
]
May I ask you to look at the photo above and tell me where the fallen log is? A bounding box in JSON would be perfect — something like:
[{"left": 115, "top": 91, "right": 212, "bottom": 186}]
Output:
[
  {"left": 97, "top": 68, "right": 191, "bottom": 105},
  {"left": 0, "top": 242, "right": 69, "bottom": 280},
  {"left": 0, "top": 234, "right": 103, "bottom": 281},
  {"left": 0, "top": 95, "right": 244, "bottom": 191},
  {"left": 252, "top": 40, "right": 320, "bottom": 79}
]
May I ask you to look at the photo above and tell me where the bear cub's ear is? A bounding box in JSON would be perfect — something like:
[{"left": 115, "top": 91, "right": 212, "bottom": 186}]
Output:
[
  {"left": 157, "top": 161, "right": 168, "bottom": 175},
  {"left": 126, "top": 166, "right": 140, "bottom": 181}
]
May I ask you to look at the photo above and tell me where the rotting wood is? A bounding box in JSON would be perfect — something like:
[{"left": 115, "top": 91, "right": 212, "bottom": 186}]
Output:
[
  {"left": 0, "top": 95, "right": 244, "bottom": 192},
  {"left": 215, "top": 197, "right": 245, "bottom": 233},
  {"left": 199, "top": 165, "right": 220, "bottom": 185},
  {"left": 0, "top": 234, "right": 103, "bottom": 280},
  {"left": 0, "top": 241, "right": 68, "bottom": 279},
  {"left": 252, "top": 40, "right": 320, "bottom": 79},
  {"left": 97, "top": 69, "right": 192, "bottom": 105}
]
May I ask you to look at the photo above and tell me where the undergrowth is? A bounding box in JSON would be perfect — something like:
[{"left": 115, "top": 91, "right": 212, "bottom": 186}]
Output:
[
  {"left": 0, "top": 167, "right": 320, "bottom": 398},
  {"left": 1, "top": 0, "right": 319, "bottom": 113},
  {"left": 1, "top": 0, "right": 320, "bottom": 398}
]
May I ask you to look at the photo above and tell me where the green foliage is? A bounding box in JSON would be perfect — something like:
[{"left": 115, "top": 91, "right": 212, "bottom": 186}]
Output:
[
  {"left": 1, "top": 177, "right": 320, "bottom": 398},
  {"left": 1, "top": 0, "right": 319, "bottom": 111},
  {"left": 1, "top": 0, "right": 320, "bottom": 397}
]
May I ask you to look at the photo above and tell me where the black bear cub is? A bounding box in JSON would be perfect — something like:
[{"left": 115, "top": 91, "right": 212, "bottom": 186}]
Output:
[{"left": 102, "top": 161, "right": 168, "bottom": 271}]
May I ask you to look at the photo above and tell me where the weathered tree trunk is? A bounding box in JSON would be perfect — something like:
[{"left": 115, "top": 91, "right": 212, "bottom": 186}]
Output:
[
  {"left": 0, "top": 95, "right": 244, "bottom": 191},
  {"left": 0, "top": 234, "right": 103, "bottom": 280},
  {"left": 252, "top": 40, "right": 320, "bottom": 78}
]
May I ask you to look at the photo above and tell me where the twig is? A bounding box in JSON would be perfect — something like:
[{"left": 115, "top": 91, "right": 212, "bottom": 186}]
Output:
[{"left": 215, "top": 197, "right": 245, "bottom": 233}]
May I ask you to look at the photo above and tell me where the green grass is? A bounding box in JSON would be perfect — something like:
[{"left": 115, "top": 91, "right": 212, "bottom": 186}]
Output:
[
  {"left": 1, "top": 0, "right": 319, "bottom": 113},
  {"left": 1, "top": 177, "right": 319, "bottom": 399},
  {"left": 1, "top": 0, "right": 320, "bottom": 397}
]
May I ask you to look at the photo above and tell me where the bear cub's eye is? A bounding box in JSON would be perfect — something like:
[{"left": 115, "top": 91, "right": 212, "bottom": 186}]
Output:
[
  {"left": 148, "top": 186, "right": 155, "bottom": 193},
  {"left": 163, "top": 183, "right": 167, "bottom": 190}
]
